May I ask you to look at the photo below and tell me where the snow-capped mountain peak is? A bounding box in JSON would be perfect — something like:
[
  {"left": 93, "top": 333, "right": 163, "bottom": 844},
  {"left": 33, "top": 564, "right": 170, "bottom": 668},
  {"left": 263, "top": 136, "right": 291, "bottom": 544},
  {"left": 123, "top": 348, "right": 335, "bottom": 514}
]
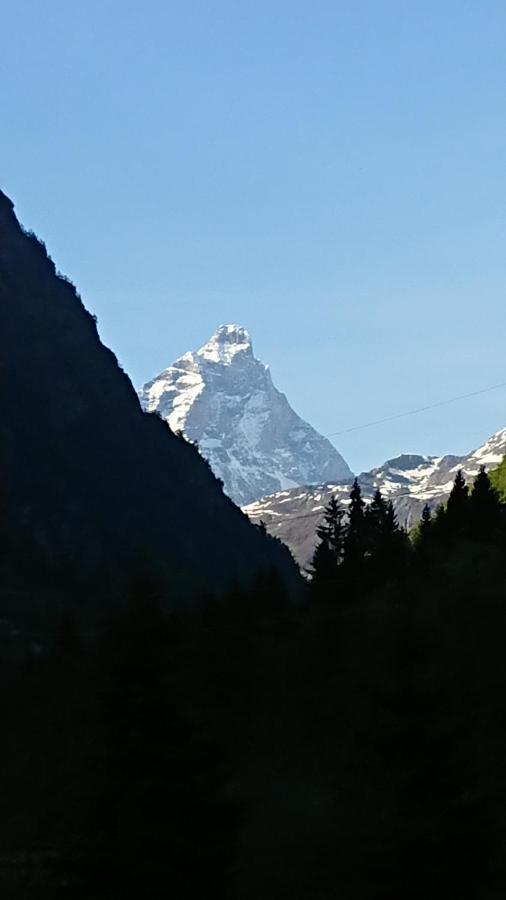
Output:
[
  {"left": 139, "top": 325, "right": 352, "bottom": 506},
  {"left": 197, "top": 324, "right": 253, "bottom": 365}
]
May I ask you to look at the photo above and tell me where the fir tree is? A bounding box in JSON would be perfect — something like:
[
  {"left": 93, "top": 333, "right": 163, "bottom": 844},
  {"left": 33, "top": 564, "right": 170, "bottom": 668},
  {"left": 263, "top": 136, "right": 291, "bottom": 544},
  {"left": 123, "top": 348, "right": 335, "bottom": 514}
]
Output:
[
  {"left": 366, "top": 490, "right": 407, "bottom": 584},
  {"left": 420, "top": 503, "right": 432, "bottom": 534},
  {"left": 316, "top": 495, "right": 344, "bottom": 562},
  {"left": 415, "top": 503, "right": 433, "bottom": 559},
  {"left": 432, "top": 502, "right": 447, "bottom": 538},
  {"left": 309, "top": 495, "right": 344, "bottom": 600},
  {"left": 469, "top": 466, "right": 501, "bottom": 539},
  {"left": 447, "top": 468, "right": 468, "bottom": 519},
  {"left": 342, "top": 478, "right": 367, "bottom": 589},
  {"left": 444, "top": 469, "right": 469, "bottom": 540},
  {"left": 309, "top": 539, "right": 336, "bottom": 601},
  {"left": 385, "top": 499, "right": 409, "bottom": 569},
  {"left": 366, "top": 488, "right": 389, "bottom": 538},
  {"left": 364, "top": 488, "right": 388, "bottom": 567}
]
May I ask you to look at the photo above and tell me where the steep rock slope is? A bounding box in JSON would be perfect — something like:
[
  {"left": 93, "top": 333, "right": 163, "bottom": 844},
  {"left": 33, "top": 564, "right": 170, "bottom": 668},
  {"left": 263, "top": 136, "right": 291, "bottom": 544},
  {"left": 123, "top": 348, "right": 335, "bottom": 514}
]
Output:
[
  {"left": 139, "top": 324, "right": 352, "bottom": 505},
  {"left": 243, "top": 429, "right": 506, "bottom": 569},
  {"left": 0, "top": 190, "right": 297, "bottom": 595}
]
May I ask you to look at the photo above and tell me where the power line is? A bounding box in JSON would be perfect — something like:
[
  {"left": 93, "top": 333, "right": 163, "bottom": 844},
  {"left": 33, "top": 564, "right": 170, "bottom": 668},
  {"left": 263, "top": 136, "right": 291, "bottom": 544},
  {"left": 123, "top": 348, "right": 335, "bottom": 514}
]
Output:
[
  {"left": 326, "top": 379, "right": 506, "bottom": 438},
  {"left": 246, "top": 377, "right": 506, "bottom": 525}
]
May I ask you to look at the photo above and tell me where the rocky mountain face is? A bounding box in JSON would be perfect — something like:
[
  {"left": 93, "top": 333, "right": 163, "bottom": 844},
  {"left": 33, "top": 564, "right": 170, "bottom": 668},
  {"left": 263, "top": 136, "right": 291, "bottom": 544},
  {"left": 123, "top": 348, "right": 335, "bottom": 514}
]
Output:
[
  {"left": 243, "top": 429, "right": 506, "bottom": 569},
  {"left": 139, "top": 324, "right": 352, "bottom": 506},
  {"left": 0, "top": 190, "right": 298, "bottom": 599}
]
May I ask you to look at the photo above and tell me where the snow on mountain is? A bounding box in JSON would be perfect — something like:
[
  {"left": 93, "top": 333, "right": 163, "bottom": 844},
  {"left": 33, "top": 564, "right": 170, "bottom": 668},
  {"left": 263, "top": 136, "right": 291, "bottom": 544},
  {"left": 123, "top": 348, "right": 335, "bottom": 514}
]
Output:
[
  {"left": 462, "top": 427, "right": 506, "bottom": 473},
  {"left": 243, "top": 429, "right": 506, "bottom": 569},
  {"left": 139, "top": 325, "right": 353, "bottom": 506}
]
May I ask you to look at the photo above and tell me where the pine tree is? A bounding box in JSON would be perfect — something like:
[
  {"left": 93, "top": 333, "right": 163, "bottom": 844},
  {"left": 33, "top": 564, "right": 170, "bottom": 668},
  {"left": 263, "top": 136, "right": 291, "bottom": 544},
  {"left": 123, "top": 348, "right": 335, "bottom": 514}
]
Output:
[
  {"left": 387, "top": 500, "right": 410, "bottom": 573},
  {"left": 469, "top": 466, "right": 501, "bottom": 539},
  {"left": 366, "top": 488, "right": 389, "bottom": 538},
  {"left": 432, "top": 501, "right": 447, "bottom": 538},
  {"left": 420, "top": 503, "right": 432, "bottom": 535},
  {"left": 364, "top": 488, "right": 388, "bottom": 569},
  {"left": 342, "top": 478, "right": 367, "bottom": 590},
  {"left": 318, "top": 495, "right": 345, "bottom": 561},
  {"left": 309, "top": 495, "right": 344, "bottom": 600},
  {"left": 444, "top": 469, "right": 469, "bottom": 540},
  {"left": 415, "top": 504, "right": 433, "bottom": 559},
  {"left": 309, "top": 539, "right": 336, "bottom": 601},
  {"left": 365, "top": 490, "right": 407, "bottom": 584}
]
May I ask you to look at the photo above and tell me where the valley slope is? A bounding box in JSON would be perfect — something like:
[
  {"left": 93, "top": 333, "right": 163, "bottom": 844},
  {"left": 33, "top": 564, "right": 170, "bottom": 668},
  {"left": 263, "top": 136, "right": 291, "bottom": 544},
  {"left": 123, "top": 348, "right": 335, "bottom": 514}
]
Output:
[{"left": 0, "top": 191, "right": 298, "bottom": 599}]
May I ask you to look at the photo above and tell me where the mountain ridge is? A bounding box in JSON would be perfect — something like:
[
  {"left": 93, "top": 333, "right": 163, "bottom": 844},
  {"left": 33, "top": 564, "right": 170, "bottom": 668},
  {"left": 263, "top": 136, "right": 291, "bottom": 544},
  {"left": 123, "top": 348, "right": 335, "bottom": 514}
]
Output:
[{"left": 243, "top": 428, "right": 506, "bottom": 568}]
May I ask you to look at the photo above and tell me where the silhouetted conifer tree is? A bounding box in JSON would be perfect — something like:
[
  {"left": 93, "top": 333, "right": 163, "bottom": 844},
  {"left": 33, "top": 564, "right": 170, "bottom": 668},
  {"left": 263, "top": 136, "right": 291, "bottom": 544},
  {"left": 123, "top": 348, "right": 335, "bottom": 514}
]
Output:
[
  {"left": 445, "top": 469, "right": 469, "bottom": 538},
  {"left": 432, "top": 501, "right": 447, "bottom": 539},
  {"left": 310, "top": 538, "right": 337, "bottom": 601},
  {"left": 415, "top": 503, "right": 433, "bottom": 561},
  {"left": 420, "top": 502, "right": 432, "bottom": 534},
  {"left": 365, "top": 488, "right": 388, "bottom": 578},
  {"left": 385, "top": 499, "right": 409, "bottom": 573},
  {"left": 365, "top": 490, "right": 408, "bottom": 584},
  {"left": 319, "top": 495, "right": 345, "bottom": 559},
  {"left": 309, "top": 496, "right": 344, "bottom": 600},
  {"left": 342, "top": 478, "right": 367, "bottom": 589},
  {"left": 469, "top": 466, "right": 501, "bottom": 539},
  {"left": 366, "top": 488, "right": 389, "bottom": 536}
]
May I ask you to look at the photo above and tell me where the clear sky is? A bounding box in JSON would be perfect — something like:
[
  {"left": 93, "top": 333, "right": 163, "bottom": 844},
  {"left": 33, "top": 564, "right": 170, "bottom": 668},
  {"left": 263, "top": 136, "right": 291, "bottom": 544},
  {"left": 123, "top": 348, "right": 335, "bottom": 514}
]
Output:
[{"left": 2, "top": 0, "right": 506, "bottom": 472}]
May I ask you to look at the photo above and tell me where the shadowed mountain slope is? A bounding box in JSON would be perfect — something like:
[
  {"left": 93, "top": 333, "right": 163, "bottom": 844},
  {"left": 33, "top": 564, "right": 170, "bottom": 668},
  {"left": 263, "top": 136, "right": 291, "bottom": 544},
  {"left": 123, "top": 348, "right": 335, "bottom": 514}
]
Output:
[{"left": 0, "top": 190, "right": 297, "bottom": 598}]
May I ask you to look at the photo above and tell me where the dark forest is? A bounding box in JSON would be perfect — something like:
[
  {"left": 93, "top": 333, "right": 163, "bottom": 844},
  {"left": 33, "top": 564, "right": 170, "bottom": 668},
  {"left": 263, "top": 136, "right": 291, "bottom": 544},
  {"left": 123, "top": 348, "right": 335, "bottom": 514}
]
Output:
[{"left": 3, "top": 466, "right": 506, "bottom": 898}]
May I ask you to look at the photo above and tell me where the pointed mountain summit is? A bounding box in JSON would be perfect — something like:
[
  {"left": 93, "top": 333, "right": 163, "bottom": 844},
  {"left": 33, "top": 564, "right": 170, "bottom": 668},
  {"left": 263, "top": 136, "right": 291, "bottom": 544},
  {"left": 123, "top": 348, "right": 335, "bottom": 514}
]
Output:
[
  {"left": 197, "top": 323, "right": 253, "bottom": 364},
  {"left": 139, "top": 325, "right": 353, "bottom": 505},
  {"left": 0, "top": 192, "right": 298, "bottom": 597}
]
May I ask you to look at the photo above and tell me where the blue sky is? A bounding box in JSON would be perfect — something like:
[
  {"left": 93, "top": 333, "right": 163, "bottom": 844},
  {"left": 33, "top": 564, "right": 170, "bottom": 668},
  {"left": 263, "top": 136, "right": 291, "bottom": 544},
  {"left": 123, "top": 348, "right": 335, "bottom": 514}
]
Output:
[{"left": 2, "top": 0, "right": 506, "bottom": 472}]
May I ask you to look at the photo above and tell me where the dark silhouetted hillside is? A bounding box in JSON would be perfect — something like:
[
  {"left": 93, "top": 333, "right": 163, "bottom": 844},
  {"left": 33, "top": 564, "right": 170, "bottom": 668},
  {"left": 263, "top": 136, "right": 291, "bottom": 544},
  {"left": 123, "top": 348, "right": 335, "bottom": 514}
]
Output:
[{"left": 0, "top": 190, "right": 298, "bottom": 602}]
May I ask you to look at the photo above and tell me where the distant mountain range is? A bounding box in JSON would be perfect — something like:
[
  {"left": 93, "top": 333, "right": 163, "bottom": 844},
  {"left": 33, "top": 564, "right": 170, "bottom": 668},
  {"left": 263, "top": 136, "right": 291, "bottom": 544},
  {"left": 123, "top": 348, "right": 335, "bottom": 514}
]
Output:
[
  {"left": 139, "top": 323, "right": 506, "bottom": 570},
  {"left": 243, "top": 428, "right": 506, "bottom": 568},
  {"left": 139, "top": 324, "right": 352, "bottom": 505}
]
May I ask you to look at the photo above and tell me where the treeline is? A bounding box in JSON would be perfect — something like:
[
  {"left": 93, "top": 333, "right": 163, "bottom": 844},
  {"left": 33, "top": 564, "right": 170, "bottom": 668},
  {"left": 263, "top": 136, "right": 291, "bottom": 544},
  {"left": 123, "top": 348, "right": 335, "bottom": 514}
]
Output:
[
  {"left": 310, "top": 465, "right": 504, "bottom": 598},
  {"left": 309, "top": 480, "right": 409, "bottom": 599},
  {"left": 2, "top": 468, "right": 506, "bottom": 897}
]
